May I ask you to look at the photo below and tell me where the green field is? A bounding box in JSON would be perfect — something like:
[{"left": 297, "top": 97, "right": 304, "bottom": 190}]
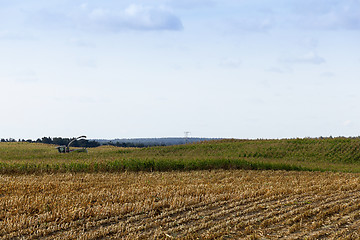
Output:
[{"left": 2, "top": 137, "right": 360, "bottom": 174}]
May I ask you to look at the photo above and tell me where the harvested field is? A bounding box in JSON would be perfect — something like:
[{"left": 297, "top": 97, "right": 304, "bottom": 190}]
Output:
[{"left": 1, "top": 170, "right": 360, "bottom": 239}]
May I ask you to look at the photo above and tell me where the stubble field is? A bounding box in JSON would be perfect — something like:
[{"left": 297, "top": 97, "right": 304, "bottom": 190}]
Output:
[{"left": 1, "top": 170, "right": 360, "bottom": 239}]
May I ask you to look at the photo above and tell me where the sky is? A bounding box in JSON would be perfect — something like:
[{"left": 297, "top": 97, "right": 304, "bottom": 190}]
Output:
[{"left": 1, "top": 0, "right": 360, "bottom": 140}]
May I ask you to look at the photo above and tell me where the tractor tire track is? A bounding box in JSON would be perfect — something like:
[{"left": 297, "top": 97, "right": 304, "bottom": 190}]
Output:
[{"left": 71, "top": 189, "right": 358, "bottom": 239}]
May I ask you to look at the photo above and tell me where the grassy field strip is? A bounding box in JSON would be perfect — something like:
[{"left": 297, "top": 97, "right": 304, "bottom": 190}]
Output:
[{"left": 4, "top": 139, "right": 360, "bottom": 173}]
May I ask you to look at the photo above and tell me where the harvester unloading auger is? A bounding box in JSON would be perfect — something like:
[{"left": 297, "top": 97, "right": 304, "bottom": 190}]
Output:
[{"left": 56, "top": 135, "right": 88, "bottom": 153}]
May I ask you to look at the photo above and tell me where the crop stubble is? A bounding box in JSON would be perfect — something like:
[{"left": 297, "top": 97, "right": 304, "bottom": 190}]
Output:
[{"left": 1, "top": 170, "right": 360, "bottom": 239}]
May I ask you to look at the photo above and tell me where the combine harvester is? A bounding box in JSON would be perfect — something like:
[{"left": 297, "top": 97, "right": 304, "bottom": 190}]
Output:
[{"left": 56, "top": 135, "right": 88, "bottom": 153}]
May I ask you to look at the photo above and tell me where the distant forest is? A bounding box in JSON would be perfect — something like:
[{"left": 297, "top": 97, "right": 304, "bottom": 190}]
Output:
[
  {"left": 95, "top": 138, "right": 215, "bottom": 147},
  {"left": 1, "top": 137, "right": 100, "bottom": 148},
  {"left": 1, "top": 137, "right": 217, "bottom": 148}
]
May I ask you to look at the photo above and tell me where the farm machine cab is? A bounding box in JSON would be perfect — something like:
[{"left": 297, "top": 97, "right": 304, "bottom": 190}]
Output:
[{"left": 56, "top": 135, "right": 88, "bottom": 153}]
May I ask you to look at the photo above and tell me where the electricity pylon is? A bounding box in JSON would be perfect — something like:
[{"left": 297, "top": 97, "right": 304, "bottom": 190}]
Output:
[{"left": 184, "top": 131, "right": 191, "bottom": 144}]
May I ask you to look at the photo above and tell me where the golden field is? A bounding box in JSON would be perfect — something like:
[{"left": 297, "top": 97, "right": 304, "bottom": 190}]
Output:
[{"left": 1, "top": 170, "right": 360, "bottom": 239}]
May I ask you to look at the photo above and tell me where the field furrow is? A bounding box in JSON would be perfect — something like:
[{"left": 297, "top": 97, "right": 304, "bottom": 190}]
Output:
[
  {"left": 262, "top": 193, "right": 360, "bottom": 238},
  {"left": 71, "top": 191, "right": 316, "bottom": 239}
]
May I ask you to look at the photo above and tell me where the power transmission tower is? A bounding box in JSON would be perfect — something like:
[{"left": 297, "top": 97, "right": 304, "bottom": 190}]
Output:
[{"left": 184, "top": 131, "right": 191, "bottom": 144}]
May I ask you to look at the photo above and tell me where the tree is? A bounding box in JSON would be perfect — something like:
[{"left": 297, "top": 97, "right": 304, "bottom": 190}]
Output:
[{"left": 41, "top": 137, "right": 52, "bottom": 144}]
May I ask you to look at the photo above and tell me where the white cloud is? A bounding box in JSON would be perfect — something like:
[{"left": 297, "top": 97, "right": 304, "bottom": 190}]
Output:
[
  {"left": 265, "top": 66, "right": 292, "bottom": 74},
  {"left": 80, "top": 3, "right": 88, "bottom": 10},
  {"left": 219, "top": 58, "right": 241, "bottom": 68},
  {"left": 24, "top": 3, "right": 183, "bottom": 32},
  {"left": 320, "top": 72, "right": 335, "bottom": 78},
  {"left": 89, "top": 8, "right": 107, "bottom": 19},
  {"left": 121, "top": 4, "right": 183, "bottom": 30},
  {"left": 222, "top": 17, "right": 274, "bottom": 33},
  {"left": 165, "top": 0, "right": 215, "bottom": 9},
  {"left": 216, "top": 0, "right": 360, "bottom": 32},
  {"left": 289, "top": 0, "right": 360, "bottom": 30},
  {"left": 0, "top": 30, "right": 32, "bottom": 40},
  {"left": 85, "top": 4, "right": 183, "bottom": 31},
  {"left": 281, "top": 52, "right": 326, "bottom": 65},
  {"left": 300, "top": 37, "right": 318, "bottom": 50},
  {"left": 77, "top": 59, "right": 97, "bottom": 68},
  {"left": 68, "top": 38, "right": 96, "bottom": 48},
  {"left": 343, "top": 120, "right": 352, "bottom": 126},
  {"left": 6, "top": 70, "right": 39, "bottom": 83}
]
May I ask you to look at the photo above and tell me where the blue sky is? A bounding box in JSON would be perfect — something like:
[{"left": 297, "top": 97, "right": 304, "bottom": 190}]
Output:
[{"left": 1, "top": 0, "right": 360, "bottom": 139}]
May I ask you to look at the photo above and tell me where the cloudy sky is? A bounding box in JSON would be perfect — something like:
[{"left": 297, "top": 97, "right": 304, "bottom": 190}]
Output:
[{"left": 1, "top": 0, "right": 359, "bottom": 140}]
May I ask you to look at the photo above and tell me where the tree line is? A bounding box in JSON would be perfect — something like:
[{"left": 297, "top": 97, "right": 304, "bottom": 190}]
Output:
[
  {"left": 105, "top": 141, "right": 165, "bottom": 148},
  {"left": 1, "top": 137, "right": 216, "bottom": 148},
  {"left": 0, "top": 137, "right": 162, "bottom": 148},
  {"left": 1, "top": 137, "right": 100, "bottom": 148}
]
